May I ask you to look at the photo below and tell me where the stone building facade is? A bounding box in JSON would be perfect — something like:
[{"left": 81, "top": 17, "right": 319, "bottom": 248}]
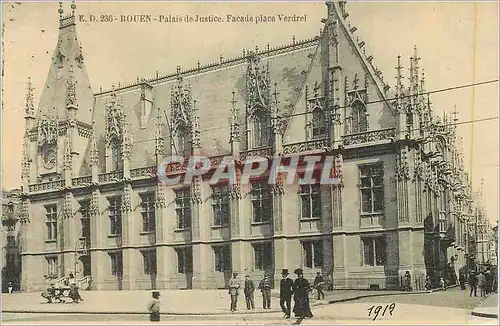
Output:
[{"left": 19, "top": 1, "right": 477, "bottom": 291}]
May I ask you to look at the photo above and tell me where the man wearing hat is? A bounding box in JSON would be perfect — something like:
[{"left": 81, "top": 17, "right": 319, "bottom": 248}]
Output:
[
  {"left": 244, "top": 275, "right": 256, "bottom": 310},
  {"left": 280, "top": 269, "right": 294, "bottom": 318},
  {"left": 228, "top": 272, "right": 241, "bottom": 312},
  {"left": 258, "top": 275, "right": 272, "bottom": 309},
  {"left": 293, "top": 268, "right": 313, "bottom": 319},
  {"left": 147, "top": 291, "right": 161, "bottom": 322}
]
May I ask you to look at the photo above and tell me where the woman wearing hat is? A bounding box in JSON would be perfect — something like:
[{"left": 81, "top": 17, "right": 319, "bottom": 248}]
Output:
[
  {"left": 292, "top": 268, "right": 313, "bottom": 319},
  {"left": 147, "top": 291, "right": 161, "bottom": 322}
]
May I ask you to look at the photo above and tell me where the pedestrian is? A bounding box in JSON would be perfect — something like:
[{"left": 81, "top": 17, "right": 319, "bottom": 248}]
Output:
[
  {"left": 439, "top": 277, "right": 445, "bottom": 290},
  {"left": 258, "top": 275, "right": 272, "bottom": 309},
  {"left": 7, "top": 281, "right": 13, "bottom": 294},
  {"left": 459, "top": 272, "right": 466, "bottom": 290},
  {"left": 68, "top": 273, "right": 83, "bottom": 302},
  {"left": 425, "top": 275, "right": 432, "bottom": 290},
  {"left": 147, "top": 291, "right": 161, "bottom": 322},
  {"left": 229, "top": 272, "right": 241, "bottom": 312},
  {"left": 293, "top": 268, "right": 313, "bottom": 319},
  {"left": 477, "top": 272, "right": 486, "bottom": 297},
  {"left": 280, "top": 269, "right": 293, "bottom": 319},
  {"left": 469, "top": 272, "right": 477, "bottom": 297},
  {"left": 313, "top": 272, "right": 325, "bottom": 299},
  {"left": 485, "top": 270, "right": 492, "bottom": 294},
  {"left": 244, "top": 275, "right": 255, "bottom": 310},
  {"left": 404, "top": 271, "right": 412, "bottom": 292}
]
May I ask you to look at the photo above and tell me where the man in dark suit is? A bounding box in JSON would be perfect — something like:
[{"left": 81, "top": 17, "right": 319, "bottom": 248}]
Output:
[
  {"left": 244, "top": 275, "right": 255, "bottom": 310},
  {"left": 280, "top": 269, "right": 294, "bottom": 318}
]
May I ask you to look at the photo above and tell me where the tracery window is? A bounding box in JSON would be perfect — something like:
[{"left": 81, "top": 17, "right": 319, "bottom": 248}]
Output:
[
  {"left": 311, "top": 109, "right": 327, "bottom": 139},
  {"left": 252, "top": 113, "right": 271, "bottom": 148},
  {"left": 350, "top": 101, "right": 368, "bottom": 134}
]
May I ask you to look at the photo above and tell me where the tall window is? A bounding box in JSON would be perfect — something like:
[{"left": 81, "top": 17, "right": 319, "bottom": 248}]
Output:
[
  {"left": 177, "top": 131, "right": 191, "bottom": 157},
  {"left": 212, "top": 185, "right": 229, "bottom": 227},
  {"left": 311, "top": 109, "right": 327, "bottom": 139},
  {"left": 359, "top": 164, "right": 384, "bottom": 213},
  {"left": 253, "top": 115, "right": 271, "bottom": 148},
  {"left": 362, "top": 237, "right": 386, "bottom": 266},
  {"left": 302, "top": 240, "right": 323, "bottom": 268},
  {"left": 253, "top": 242, "right": 273, "bottom": 271},
  {"left": 175, "top": 188, "right": 191, "bottom": 229},
  {"left": 300, "top": 185, "right": 322, "bottom": 219},
  {"left": 111, "top": 142, "right": 123, "bottom": 171},
  {"left": 110, "top": 251, "right": 123, "bottom": 276},
  {"left": 214, "top": 246, "right": 231, "bottom": 272},
  {"left": 251, "top": 181, "right": 272, "bottom": 223},
  {"left": 140, "top": 193, "right": 156, "bottom": 233},
  {"left": 176, "top": 247, "right": 193, "bottom": 274},
  {"left": 79, "top": 200, "right": 91, "bottom": 248},
  {"left": 108, "top": 197, "right": 122, "bottom": 236},
  {"left": 350, "top": 101, "right": 368, "bottom": 133},
  {"left": 45, "top": 205, "right": 57, "bottom": 241},
  {"left": 142, "top": 250, "right": 157, "bottom": 275},
  {"left": 46, "top": 256, "right": 58, "bottom": 276}
]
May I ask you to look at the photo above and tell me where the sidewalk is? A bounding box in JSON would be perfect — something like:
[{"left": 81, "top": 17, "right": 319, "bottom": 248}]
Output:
[
  {"left": 1, "top": 288, "right": 435, "bottom": 316},
  {"left": 471, "top": 293, "right": 499, "bottom": 319}
]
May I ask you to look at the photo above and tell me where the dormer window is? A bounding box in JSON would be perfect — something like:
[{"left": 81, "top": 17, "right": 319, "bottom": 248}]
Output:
[
  {"left": 349, "top": 100, "right": 368, "bottom": 134},
  {"left": 110, "top": 141, "right": 123, "bottom": 171},
  {"left": 252, "top": 113, "right": 271, "bottom": 148},
  {"left": 311, "top": 108, "right": 327, "bottom": 139}
]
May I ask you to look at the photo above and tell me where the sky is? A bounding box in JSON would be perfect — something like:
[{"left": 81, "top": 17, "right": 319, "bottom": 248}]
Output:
[{"left": 1, "top": 1, "right": 498, "bottom": 224}]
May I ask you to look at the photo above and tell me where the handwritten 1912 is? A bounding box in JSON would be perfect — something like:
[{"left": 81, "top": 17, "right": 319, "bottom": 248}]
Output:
[{"left": 367, "top": 303, "right": 396, "bottom": 321}]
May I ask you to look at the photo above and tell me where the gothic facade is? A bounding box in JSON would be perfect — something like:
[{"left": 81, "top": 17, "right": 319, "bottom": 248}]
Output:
[{"left": 19, "top": 2, "right": 476, "bottom": 291}]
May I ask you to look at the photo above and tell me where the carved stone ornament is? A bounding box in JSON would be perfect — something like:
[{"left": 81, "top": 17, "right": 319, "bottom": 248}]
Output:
[
  {"left": 395, "top": 147, "right": 410, "bottom": 181},
  {"left": 327, "top": 19, "right": 338, "bottom": 46},
  {"left": 333, "top": 154, "right": 344, "bottom": 183},
  {"left": 89, "top": 132, "right": 99, "bottom": 167},
  {"left": 121, "top": 185, "right": 133, "bottom": 212},
  {"left": 155, "top": 184, "right": 166, "bottom": 208},
  {"left": 191, "top": 106, "right": 201, "bottom": 149},
  {"left": 25, "top": 77, "right": 35, "bottom": 116},
  {"left": 62, "top": 192, "right": 73, "bottom": 219},
  {"left": 21, "top": 139, "right": 31, "bottom": 180},
  {"left": 171, "top": 82, "right": 193, "bottom": 137},
  {"left": 155, "top": 113, "right": 165, "bottom": 157},
  {"left": 229, "top": 92, "right": 241, "bottom": 143},
  {"left": 63, "top": 140, "right": 72, "bottom": 171},
  {"left": 122, "top": 124, "right": 133, "bottom": 160},
  {"left": 37, "top": 115, "right": 59, "bottom": 146},
  {"left": 191, "top": 176, "right": 203, "bottom": 205},
  {"left": 105, "top": 90, "right": 124, "bottom": 146},
  {"left": 19, "top": 200, "right": 30, "bottom": 224},
  {"left": 90, "top": 191, "right": 101, "bottom": 216},
  {"left": 229, "top": 183, "right": 242, "bottom": 200},
  {"left": 66, "top": 75, "right": 77, "bottom": 107},
  {"left": 246, "top": 53, "right": 272, "bottom": 120},
  {"left": 271, "top": 173, "right": 285, "bottom": 195}
]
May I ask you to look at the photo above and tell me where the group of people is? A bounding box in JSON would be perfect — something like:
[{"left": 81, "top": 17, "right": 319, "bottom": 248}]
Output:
[
  {"left": 228, "top": 268, "right": 317, "bottom": 319},
  {"left": 462, "top": 270, "right": 496, "bottom": 297},
  {"left": 41, "top": 272, "right": 84, "bottom": 303}
]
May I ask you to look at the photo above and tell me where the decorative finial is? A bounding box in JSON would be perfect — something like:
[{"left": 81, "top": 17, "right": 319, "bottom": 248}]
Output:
[
  {"left": 71, "top": 0, "right": 76, "bottom": 15},
  {"left": 197, "top": 61, "right": 200, "bottom": 69},
  {"left": 176, "top": 65, "right": 181, "bottom": 75},
  {"left": 25, "top": 77, "right": 35, "bottom": 117},
  {"left": 58, "top": 2, "right": 64, "bottom": 19},
  {"left": 267, "top": 42, "right": 270, "bottom": 52},
  {"left": 219, "top": 55, "right": 223, "bottom": 64},
  {"left": 292, "top": 35, "right": 296, "bottom": 44},
  {"left": 255, "top": 45, "right": 259, "bottom": 53}
]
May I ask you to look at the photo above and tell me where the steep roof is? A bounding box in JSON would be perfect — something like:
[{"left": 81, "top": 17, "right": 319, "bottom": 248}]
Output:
[{"left": 35, "top": 4, "right": 94, "bottom": 125}]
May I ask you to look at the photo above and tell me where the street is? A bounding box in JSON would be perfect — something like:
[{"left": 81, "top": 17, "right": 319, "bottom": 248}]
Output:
[{"left": 2, "top": 288, "right": 497, "bottom": 324}]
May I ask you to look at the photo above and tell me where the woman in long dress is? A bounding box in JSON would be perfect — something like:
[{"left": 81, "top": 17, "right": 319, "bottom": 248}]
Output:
[{"left": 292, "top": 268, "right": 313, "bottom": 319}]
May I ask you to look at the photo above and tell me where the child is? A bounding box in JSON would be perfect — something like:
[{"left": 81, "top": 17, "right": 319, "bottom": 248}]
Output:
[{"left": 147, "top": 291, "right": 161, "bottom": 322}]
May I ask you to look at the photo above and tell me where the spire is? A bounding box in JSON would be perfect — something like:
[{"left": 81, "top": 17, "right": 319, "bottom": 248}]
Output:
[
  {"left": 395, "top": 55, "right": 403, "bottom": 98},
  {"left": 89, "top": 121, "right": 99, "bottom": 167},
  {"left": 229, "top": 91, "right": 240, "bottom": 143},
  {"left": 191, "top": 100, "right": 201, "bottom": 149},
  {"left": 36, "top": 1, "right": 93, "bottom": 125},
  {"left": 63, "top": 138, "right": 72, "bottom": 171},
  {"left": 25, "top": 77, "right": 35, "bottom": 117},
  {"left": 155, "top": 108, "right": 165, "bottom": 157},
  {"left": 21, "top": 133, "right": 31, "bottom": 180}
]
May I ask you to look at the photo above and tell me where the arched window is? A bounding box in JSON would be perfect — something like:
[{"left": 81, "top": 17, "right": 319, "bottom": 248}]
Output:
[
  {"left": 351, "top": 101, "right": 368, "bottom": 133},
  {"left": 110, "top": 141, "right": 123, "bottom": 171},
  {"left": 311, "top": 108, "right": 327, "bottom": 139},
  {"left": 176, "top": 126, "right": 191, "bottom": 157},
  {"left": 252, "top": 109, "right": 271, "bottom": 148}
]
